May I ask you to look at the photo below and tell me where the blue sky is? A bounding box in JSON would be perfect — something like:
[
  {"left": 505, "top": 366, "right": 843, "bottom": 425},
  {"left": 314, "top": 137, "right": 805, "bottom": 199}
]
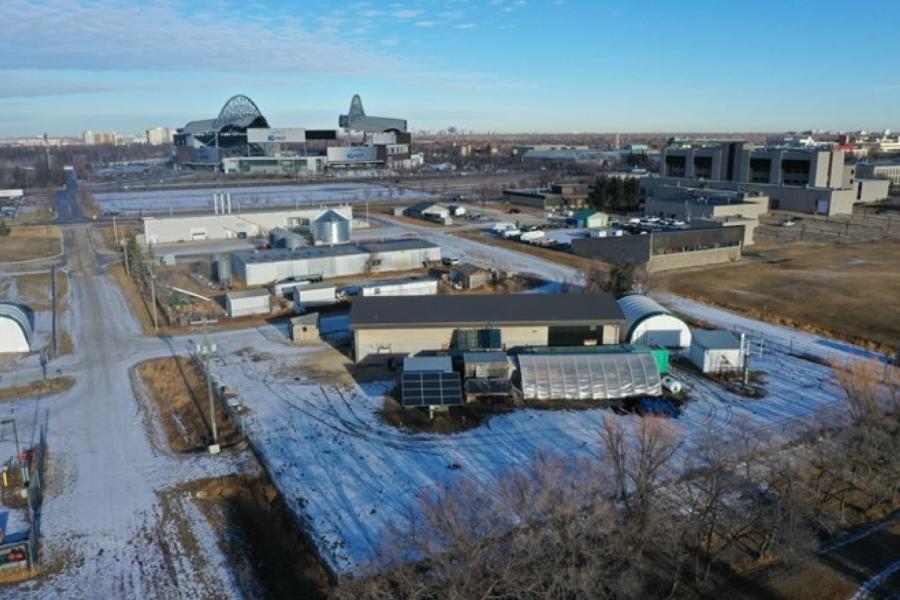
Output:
[{"left": 1, "top": 0, "right": 899, "bottom": 135}]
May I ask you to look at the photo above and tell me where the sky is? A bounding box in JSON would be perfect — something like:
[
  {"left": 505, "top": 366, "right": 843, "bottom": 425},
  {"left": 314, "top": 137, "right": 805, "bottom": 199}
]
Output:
[{"left": 1, "top": 0, "right": 900, "bottom": 136}]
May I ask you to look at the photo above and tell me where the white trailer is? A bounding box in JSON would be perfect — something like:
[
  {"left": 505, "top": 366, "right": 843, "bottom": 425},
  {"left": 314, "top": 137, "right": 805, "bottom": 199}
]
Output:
[
  {"left": 361, "top": 277, "right": 438, "bottom": 297},
  {"left": 293, "top": 283, "right": 337, "bottom": 312},
  {"left": 519, "top": 230, "right": 545, "bottom": 244},
  {"left": 226, "top": 290, "right": 271, "bottom": 318},
  {"left": 501, "top": 228, "right": 522, "bottom": 239}
]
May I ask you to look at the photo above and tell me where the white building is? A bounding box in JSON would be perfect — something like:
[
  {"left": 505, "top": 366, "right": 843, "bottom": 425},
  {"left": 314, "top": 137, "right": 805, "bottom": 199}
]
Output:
[
  {"left": 617, "top": 295, "right": 692, "bottom": 348},
  {"left": 142, "top": 205, "right": 352, "bottom": 245},
  {"left": 225, "top": 289, "right": 271, "bottom": 318},
  {"left": 146, "top": 127, "right": 177, "bottom": 146},
  {"left": 221, "top": 156, "right": 327, "bottom": 176},
  {"left": 0, "top": 303, "right": 32, "bottom": 353},
  {"left": 360, "top": 277, "right": 438, "bottom": 297},
  {"left": 689, "top": 330, "right": 744, "bottom": 374},
  {"left": 293, "top": 283, "right": 337, "bottom": 311}
]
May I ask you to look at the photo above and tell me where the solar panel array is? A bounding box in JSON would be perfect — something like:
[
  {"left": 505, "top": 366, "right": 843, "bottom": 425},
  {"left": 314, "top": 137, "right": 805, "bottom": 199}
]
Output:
[{"left": 400, "top": 372, "right": 463, "bottom": 407}]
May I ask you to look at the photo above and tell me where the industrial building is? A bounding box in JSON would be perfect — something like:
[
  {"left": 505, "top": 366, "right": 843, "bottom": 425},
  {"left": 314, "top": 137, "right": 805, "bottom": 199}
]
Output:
[
  {"left": 360, "top": 277, "right": 438, "bottom": 297},
  {"left": 231, "top": 238, "right": 441, "bottom": 286},
  {"left": 573, "top": 223, "right": 744, "bottom": 272},
  {"left": 856, "top": 161, "right": 900, "bottom": 186},
  {"left": 643, "top": 185, "right": 769, "bottom": 245},
  {"left": 452, "top": 263, "right": 491, "bottom": 290},
  {"left": 689, "top": 330, "right": 744, "bottom": 374},
  {"left": 142, "top": 205, "right": 352, "bottom": 245},
  {"left": 0, "top": 303, "right": 32, "bottom": 353},
  {"left": 339, "top": 94, "right": 407, "bottom": 133},
  {"left": 349, "top": 293, "right": 625, "bottom": 364},
  {"left": 617, "top": 295, "right": 692, "bottom": 348},
  {"left": 221, "top": 156, "right": 327, "bottom": 176},
  {"left": 225, "top": 289, "right": 271, "bottom": 318},
  {"left": 656, "top": 140, "right": 890, "bottom": 215},
  {"left": 503, "top": 183, "right": 589, "bottom": 210},
  {"left": 404, "top": 202, "right": 451, "bottom": 223}
]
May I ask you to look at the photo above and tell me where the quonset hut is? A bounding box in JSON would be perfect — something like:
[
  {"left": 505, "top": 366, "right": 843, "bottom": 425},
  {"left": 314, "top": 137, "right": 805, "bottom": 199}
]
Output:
[
  {"left": 0, "top": 303, "right": 32, "bottom": 353},
  {"left": 617, "top": 294, "right": 692, "bottom": 349}
]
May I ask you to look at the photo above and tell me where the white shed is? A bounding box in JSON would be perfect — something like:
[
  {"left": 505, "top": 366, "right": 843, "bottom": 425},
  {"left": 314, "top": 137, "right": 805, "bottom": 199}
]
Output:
[
  {"left": 617, "top": 295, "right": 692, "bottom": 348},
  {"left": 226, "top": 290, "right": 271, "bottom": 318},
  {"left": 0, "top": 303, "right": 32, "bottom": 353},
  {"left": 293, "top": 282, "right": 337, "bottom": 311},
  {"left": 689, "top": 330, "right": 744, "bottom": 374}
]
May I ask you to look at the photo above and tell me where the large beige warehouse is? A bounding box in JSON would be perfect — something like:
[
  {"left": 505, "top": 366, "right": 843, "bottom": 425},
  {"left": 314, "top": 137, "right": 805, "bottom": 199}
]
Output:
[{"left": 349, "top": 293, "right": 626, "bottom": 363}]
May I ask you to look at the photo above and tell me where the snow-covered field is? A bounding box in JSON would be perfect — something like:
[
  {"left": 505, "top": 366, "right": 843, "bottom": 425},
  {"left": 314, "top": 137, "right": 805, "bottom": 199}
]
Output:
[
  {"left": 213, "top": 329, "right": 849, "bottom": 575},
  {"left": 94, "top": 183, "right": 432, "bottom": 215}
]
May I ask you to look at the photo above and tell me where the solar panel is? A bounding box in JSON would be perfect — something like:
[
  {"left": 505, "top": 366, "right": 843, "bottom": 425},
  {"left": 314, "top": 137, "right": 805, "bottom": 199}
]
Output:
[{"left": 401, "top": 372, "right": 463, "bottom": 407}]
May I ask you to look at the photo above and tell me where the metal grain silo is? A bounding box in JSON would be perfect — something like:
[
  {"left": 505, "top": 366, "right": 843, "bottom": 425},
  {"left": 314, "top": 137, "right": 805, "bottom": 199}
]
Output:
[
  {"left": 313, "top": 210, "right": 351, "bottom": 245},
  {"left": 215, "top": 254, "right": 232, "bottom": 286}
]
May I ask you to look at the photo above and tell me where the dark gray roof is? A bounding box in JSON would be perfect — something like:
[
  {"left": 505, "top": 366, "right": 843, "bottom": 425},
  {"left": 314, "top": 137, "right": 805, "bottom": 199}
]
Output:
[
  {"left": 350, "top": 293, "right": 624, "bottom": 329},
  {"left": 357, "top": 238, "right": 438, "bottom": 253},
  {"left": 314, "top": 209, "right": 350, "bottom": 223},
  {"left": 406, "top": 201, "right": 445, "bottom": 213},
  {"left": 455, "top": 263, "right": 488, "bottom": 276},
  {"left": 692, "top": 330, "right": 741, "bottom": 350}
]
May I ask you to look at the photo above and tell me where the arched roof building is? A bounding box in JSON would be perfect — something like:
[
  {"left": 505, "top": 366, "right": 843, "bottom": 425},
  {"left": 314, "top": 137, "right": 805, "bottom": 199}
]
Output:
[
  {"left": 617, "top": 294, "right": 692, "bottom": 349},
  {"left": 175, "top": 94, "right": 270, "bottom": 167},
  {"left": 0, "top": 303, "right": 33, "bottom": 353}
]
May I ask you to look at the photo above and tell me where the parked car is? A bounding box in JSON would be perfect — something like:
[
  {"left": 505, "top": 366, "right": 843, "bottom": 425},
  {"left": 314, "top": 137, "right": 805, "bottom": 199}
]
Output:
[
  {"left": 442, "top": 256, "right": 460, "bottom": 266},
  {"left": 507, "top": 208, "right": 521, "bottom": 214}
]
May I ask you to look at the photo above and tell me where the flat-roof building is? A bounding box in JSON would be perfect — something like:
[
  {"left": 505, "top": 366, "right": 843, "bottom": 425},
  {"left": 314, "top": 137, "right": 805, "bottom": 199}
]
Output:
[
  {"left": 349, "top": 293, "right": 625, "bottom": 363},
  {"left": 655, "top": 141, "right": 890, "bottom": 215},
  {"left": 226, "top": 289, "right": 271, "bottom": 318},
  {"left": 857, "top": 161, "right": 900, "bottom": 185},
  {"left": 503, "top": 183, "right": 589, "bottom": 210},
  {"left": 231, "top": 238, "right": 440, "bottom": 286},
  {"left": 572, "top": 224, "right": 744, "bottom": 272}
]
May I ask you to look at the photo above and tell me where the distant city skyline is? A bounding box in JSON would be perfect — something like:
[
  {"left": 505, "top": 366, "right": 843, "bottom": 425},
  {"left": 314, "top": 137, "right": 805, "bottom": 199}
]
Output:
[{"left": 2, "top": 0, "right": 899, "bottom": 136}]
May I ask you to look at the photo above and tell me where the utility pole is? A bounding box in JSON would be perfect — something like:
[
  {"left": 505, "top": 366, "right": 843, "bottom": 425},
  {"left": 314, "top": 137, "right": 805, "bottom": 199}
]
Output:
[
  {"left": 50, "top": 264, "right": 58, "bottom": 358},
  {"left": 123, "top": 239, "right": 131, "bottom": 277},
  {"left": 113, "top": 215, "right": 119, "bottom": 247},
  {"left": 192, "top": 318, "right": 220, "bottom": 454},
  {"left": 146, "top": 260, "right": 158, "bottom": 332}
]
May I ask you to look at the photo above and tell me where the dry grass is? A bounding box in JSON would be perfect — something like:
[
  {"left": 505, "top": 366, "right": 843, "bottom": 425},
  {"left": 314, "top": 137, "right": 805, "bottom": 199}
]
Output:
[
  {"left": 454, "top": 230, "right": 602, "bottom": 271},
  {"left": 0, "top": 226, "right": 62, "bottom": 262},
  {"left": 136, "top": 357, "right": 242, "bottom": 453},
  {"left": 0, "top": 376, "right": 75, "bottom": 402},
  {"left": 10, "top": 188, "right": 56, "bottom": 224},
  {"left": 185, "top": 475, "right": 332, "bottom": 598},
  {"left": 94, "top": 220, "right": 141, "bottom": 252},
  {"left": 2, "top": 270, "right": 69, "bottom": 312},
  {"left": 76, "top": 189, "right": 102, "bottom": 219},
  {"left": 651, "top": 240, "right": 900, "bottom": 352}
]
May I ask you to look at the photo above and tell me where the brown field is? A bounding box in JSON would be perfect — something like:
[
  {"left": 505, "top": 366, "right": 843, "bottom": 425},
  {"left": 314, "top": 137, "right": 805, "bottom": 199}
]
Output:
[
  {"left": 0, "top": 226, "right": 62, "bottom": 262},
  {"left": 10, "top": 189, "right": 56, "bottom": 224},
  {"left": 136, "top": 356, "right": 242, "bottom": 453},
  {"left": 0, "top": 376, "right": 75, "bottom": 402},
  {"left": 454, "top": 230, "right": 604, "bottom": 271},
  {"left": 76, "top": 189, "right": 102, "bottom": 219},
  {"left": 652, "top": 240, "right": 900, "bottom": 352}
]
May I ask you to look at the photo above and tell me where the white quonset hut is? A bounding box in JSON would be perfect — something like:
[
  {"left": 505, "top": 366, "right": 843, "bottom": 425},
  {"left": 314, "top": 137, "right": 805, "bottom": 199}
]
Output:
[
  {"left": 690, "top": 330, "right": 744, "bottom": 374},
  {"left": 0, "top": 303, "right": 32, "bottom": 353},
  {"left": 617, "top": 295, "right": 692, "bottom": 349},
  {"left": 517, "top": 352, "right": 662, "bottom": 401}
]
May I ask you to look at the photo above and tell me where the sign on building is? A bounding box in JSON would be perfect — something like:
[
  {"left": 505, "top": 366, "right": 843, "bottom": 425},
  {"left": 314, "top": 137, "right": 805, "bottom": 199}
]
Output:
[{"left": 247, "top": 128, "right": 307, "bottom": 143}]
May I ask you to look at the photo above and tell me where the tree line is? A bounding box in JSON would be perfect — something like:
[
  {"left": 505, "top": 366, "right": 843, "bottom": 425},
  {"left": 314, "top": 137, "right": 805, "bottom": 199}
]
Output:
[
  {"left": 334, "top": 359, "right": 900, "bottom": 599},
  {"left": 588, "top": 174, "right": 642, "bottom": 213}
]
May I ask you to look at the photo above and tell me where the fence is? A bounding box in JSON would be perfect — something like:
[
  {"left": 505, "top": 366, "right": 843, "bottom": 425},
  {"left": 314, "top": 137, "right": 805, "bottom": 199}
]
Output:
[{"left": 0, "top": 424, "right": 47, "bottom": 574}]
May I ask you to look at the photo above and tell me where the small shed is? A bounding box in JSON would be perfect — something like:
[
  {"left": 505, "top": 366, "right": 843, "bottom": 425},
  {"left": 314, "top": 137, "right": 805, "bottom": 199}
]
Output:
[
  {"left": 0, "top": 303, "right": 32, "bottom": 353},
  {"left": 617, "top": 295, "right": 692, "bottom": 348},
  {"left": 226, "top": 289, "right": 271, "bottom": 318},
  {"left": 453, "top": 263, "right": 491, "bottom": 290},
  {"left": 405, "top": 202, "right": 450, "bottom": 222},
  {"left": 573, "top": 209, "right": 609, "bottom": 229},
  {"left": 290, "top": 312, "right": 319, "bottom": 342},
  {"left": 689, "top": 330, "right": 744, "bottom": 373},
  {"left": 293, "top": 282, "right": 337, "bottom": 312}
]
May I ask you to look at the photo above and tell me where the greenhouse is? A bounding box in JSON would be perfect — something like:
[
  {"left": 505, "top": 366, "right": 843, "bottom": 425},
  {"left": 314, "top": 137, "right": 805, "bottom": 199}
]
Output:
[{"left": 517, "top": 352, "right": 661, "bottom": 401}]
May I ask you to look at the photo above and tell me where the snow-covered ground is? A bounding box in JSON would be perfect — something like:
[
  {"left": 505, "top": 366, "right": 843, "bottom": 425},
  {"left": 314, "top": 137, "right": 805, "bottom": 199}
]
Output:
[
  {"left": 211, "top": 329, "right": 849, "bottom": 575},
  {"left": 94, "top": 183, "right": 432, "bottom": 215}
]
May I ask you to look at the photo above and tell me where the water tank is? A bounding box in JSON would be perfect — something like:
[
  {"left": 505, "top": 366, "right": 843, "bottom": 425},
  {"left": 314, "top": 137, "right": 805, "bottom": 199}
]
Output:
[
  {"left": 269, "top": 227, "right": 289, "bottom": 246},
  {"left": 215, "top": 254, "right": 231, "bottom": 286},
  {"left": 313, "top": 210, "right": 351, "bottom": 245}
]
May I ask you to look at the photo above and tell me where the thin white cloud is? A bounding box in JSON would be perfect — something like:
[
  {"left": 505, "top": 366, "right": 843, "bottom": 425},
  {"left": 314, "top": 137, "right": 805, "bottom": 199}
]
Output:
[
  {"left": 392, "top": 9, "right": 423, "bottom": 19},
  {"left": 455, "top": 23, "right": 476, "bottom": 29},
  {"left": 415, "top": 20, "right": 438, "bottom": 27}
]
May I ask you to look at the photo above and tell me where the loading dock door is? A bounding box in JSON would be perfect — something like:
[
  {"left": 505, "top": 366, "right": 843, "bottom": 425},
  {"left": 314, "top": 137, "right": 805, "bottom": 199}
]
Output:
[{"left": 816, "top": 199, "right": 830, "bottom": 215}]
